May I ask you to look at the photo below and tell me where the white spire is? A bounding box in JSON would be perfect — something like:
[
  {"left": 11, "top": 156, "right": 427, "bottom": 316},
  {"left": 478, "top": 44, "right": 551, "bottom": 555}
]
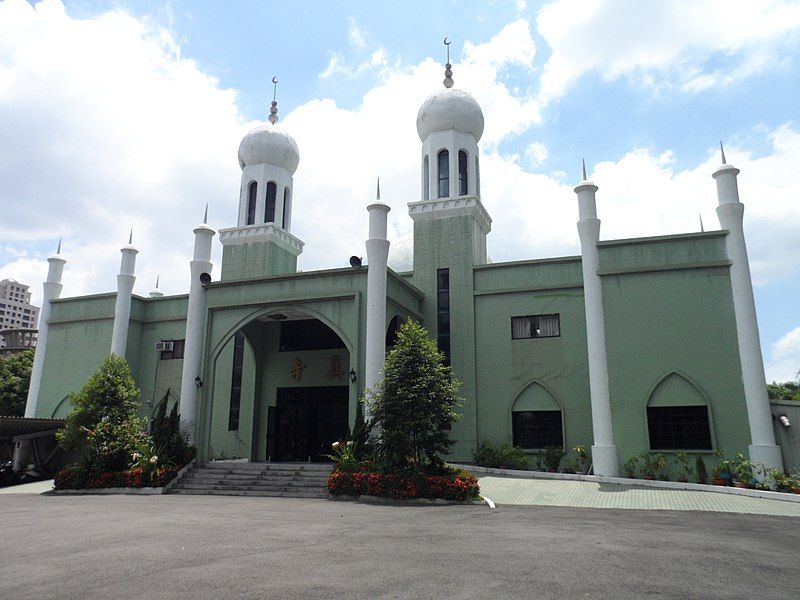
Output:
[
  {"left": 149, "top": 274, "right": 164, "bottom": 298},
  {"left": 720, "top": 140, "right": 727, "bottom": 164},
  {"left": 376, "top": 177, "right": 381, "bottom": 201},
  {"left": 442, "top": 37, "right": 454, "bottom": 88}
]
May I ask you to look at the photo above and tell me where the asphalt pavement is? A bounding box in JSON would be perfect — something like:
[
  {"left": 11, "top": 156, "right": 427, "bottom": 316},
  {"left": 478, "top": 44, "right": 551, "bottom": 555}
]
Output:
[{"left": 1, "top": 494, "right": 798, "bottom": 599}]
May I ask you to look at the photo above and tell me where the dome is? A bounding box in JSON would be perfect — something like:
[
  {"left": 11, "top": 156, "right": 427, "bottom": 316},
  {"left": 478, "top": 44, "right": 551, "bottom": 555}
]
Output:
[
  {"left": 238, "top": 125, "right": 300, "bottom": 174},
  {"left": 416, "top": 89, "right": 484, "bottom": 143}
]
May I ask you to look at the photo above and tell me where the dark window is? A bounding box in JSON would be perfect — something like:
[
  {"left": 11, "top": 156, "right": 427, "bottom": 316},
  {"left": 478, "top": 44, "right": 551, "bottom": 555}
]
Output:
[
  {"left": 228, "top": 332, "right": 245, "bottom": 431},
  {"left": 511, "top": 314, "right": 560, "bottom": 339},
  {"left": 247, "top": 182, "right": 257, "bottom": 225},
  {"left": 386, "top": 315, "right": 400, "bottom": 349},
  {"left": 437, "top": 268, "right": 451, "bottom": 365},
  {"left": 475, "top": 155, "right": 480, "bottom": 197},
  {"left": 279, "top": 319, "right": 346, "bottom": 352},
  {"left": 647, "top": 406, "right": 712, "bottom": 450},
  {"left": 265, "top": 181, "right": 277, "bottom": 223},
  {"left": 458, "top": 150, "right": 468, "bottom": 195},
  {"left": 437, "top": 149, "right": 449, "bottom": 198},
  {"left": 282, "top": 187, "right": 290, "bottom": 229},
  {"left": 423, "top": 155, "right": 430, "bottom": 200},
  {"left": 159, "top": 339, "right": 185, "bottom": 360},
  {"left": 512, "top": 410, "right": 563, "bottom": 449}
]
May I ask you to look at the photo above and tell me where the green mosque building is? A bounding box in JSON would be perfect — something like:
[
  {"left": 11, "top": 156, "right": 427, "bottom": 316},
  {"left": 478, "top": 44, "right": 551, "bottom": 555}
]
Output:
[{"left": 19, "top": 62, "right": 785, "bottom": 477}]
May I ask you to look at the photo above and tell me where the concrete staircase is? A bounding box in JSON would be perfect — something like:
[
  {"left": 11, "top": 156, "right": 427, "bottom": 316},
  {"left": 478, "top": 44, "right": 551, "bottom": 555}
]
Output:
[{"left": 169, "top": 461, "right": 332, "bottom": 499}]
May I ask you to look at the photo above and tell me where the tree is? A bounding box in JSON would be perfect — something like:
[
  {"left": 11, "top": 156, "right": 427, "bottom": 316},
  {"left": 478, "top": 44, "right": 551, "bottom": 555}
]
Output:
[
  {"left": 150, "top": 389, "right": 192, "bottom": 466},
  {"left": 0, "top": 349, "right": 34, "bottom": 417},
  {"left": 57, "top": 354, "right": 144, "bottom": 472},
  {"left": 768, "top": 375, "right": 800, "bottom": 402},
  {"left": 367, "top": 319, "right": 462, "bottom": 475}
]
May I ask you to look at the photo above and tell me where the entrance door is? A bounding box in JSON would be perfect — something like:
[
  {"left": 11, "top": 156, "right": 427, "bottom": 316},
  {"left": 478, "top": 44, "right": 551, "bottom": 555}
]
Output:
[{"left": 271, "top": 386, "right": 348, "bottom": 462}]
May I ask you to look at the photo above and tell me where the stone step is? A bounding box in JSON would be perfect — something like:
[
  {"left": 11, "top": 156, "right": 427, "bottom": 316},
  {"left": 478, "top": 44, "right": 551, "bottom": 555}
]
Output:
[
  {"left": 202, "top": 462, "right": 332, "bottom": 472},
  {"left": 187, "top": 470, "right": 330, "bottom": 480},
  {"left": 180, "top": 478, "right": 327, "bottom": 489},
  {"left": 178, "top": 483, "right": 326, "bottom": 493},
  {"left": 172, "top": 488, "right": 329, "bottom": 499}
]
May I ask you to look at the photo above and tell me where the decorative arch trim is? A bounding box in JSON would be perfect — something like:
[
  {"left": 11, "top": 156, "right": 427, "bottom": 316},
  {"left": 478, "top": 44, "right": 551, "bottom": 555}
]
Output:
[
  {"left": 510, "top": 380, "right": 564, "bottom": 413},
  {"left": 646, "top": 371, "right": 709, "bottom": 408}
]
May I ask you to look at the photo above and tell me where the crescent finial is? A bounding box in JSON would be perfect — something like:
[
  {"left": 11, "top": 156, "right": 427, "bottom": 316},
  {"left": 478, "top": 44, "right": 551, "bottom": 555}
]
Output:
[{"left": 272, "top": 76, "right": 278, "bottom": 84}]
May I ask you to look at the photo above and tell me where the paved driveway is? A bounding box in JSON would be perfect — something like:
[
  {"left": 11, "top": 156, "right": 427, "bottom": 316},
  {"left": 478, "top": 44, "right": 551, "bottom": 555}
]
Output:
[{"left": 1, "top": 494, "right": 798, "bottom": 599}]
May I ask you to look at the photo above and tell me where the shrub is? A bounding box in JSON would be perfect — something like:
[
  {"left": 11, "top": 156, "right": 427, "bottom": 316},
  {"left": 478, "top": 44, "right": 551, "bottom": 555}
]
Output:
[
  {"left": 674, "top": 451, "right": 692, "bottom": 480},
  {"left": 327, "top": 467, "right": 480, "bottom": 502},
  {"left": 695, "top": 454, "right": 708, "bottom": 484},
  {"left": 622, "top": 456, "right": 638, "bottom": 478},
  {"left": 542, "top": 446, "right": 565, "bottom": 471},
  {"left": 150, "top": 390, "right": 193, "bottom": 467},
  {"left": 57, "top": 354, "right": 143, "bottom": 472},
  {"left": 474, "top": 441, "right": 527, "bottom": 470},
  {"left": 54, "top": 466, "right": 85, "bottom": 490},
  {"left": 368, "top": 320, "right": 462, "bottom": 475},
  {"left": 640, "top": 452, "right": 668, "bottom": 479}
]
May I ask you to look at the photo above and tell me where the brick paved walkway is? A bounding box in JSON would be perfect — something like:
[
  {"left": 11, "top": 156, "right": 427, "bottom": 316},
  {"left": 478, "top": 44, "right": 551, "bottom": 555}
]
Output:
[{"left": 479, "top": 476, "right": 800, "bottom": 516}]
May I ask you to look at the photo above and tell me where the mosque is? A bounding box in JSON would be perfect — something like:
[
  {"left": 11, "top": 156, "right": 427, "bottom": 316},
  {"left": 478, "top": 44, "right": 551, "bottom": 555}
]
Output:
[{"left": 18, "top": 56, "right": 785, "bottom": 477}]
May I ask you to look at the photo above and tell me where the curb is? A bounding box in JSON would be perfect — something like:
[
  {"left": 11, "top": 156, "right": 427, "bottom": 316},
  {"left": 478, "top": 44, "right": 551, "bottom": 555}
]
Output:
[
  {"left": 330, "top": 494, "right": 485, "bottom": 506},
  {"left": 453, "top": 464, "right": 800, "bottom": 505}
]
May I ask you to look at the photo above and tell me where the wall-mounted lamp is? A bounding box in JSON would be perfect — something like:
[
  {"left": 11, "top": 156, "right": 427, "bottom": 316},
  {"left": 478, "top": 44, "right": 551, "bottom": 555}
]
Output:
[
  {"left": 194, "top": 376, "right": 203, "bottom": 389},
  {"left": 349, "top": 369, "right": 357, "bottom": 384}
]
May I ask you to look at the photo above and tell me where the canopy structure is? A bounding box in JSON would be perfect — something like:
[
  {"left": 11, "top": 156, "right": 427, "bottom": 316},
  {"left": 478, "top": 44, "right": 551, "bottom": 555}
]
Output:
[{"left": 0, "top": 416, "right": 64, "bottom": 438}]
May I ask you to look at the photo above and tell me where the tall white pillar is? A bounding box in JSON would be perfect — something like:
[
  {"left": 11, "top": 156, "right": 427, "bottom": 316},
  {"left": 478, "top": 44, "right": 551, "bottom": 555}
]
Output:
[
  {"left": 364, "top": 183, "right": 390, "bottom": 414},
  {"left": 713, "top": 148, "right": 783, "bottom": 470},
  {"left": 575, "top": 167, "right": 618, "bottom": 477},
  {"left": 24, "top": 243, "right": 66, "bottom": 419},
  {"left": 15, "top": 242, "right": 66, "bottom": 470},
  {"left": 179, "top": 218, "right": 215, "bottom": 442},
  {"left": 110, "top": 234, "right": 138, "bottom": 357}
]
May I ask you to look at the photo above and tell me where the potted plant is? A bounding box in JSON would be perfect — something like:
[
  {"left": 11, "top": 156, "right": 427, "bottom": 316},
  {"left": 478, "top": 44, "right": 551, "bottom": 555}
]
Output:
[
  {"left": 710, "top": 451, "right": 732, "bottom": 486},
  {"left": 640, "top": 452, "right": 667, "bottom": 481},
  {"left": 622, "top": 456, "right": 638, "bottom": 479},
  {"left": 732, "top": 453, "right": 754, "bottom": 489},
  {"left": 694, "top": 454, "right": 708, "bottom": 484},
  {"left": 674, "top": 451, "right": 692, "bottom": 483},
  {"left": 574, "top": 445, "right": 589, "bottom": 474},
  {"left": 542, "top": 446, "right": 565, "bottom": 472}
]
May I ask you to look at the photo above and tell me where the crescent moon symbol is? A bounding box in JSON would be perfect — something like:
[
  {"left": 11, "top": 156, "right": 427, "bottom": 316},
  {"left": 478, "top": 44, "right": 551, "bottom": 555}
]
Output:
[
  {"left": 272, "top": 76, "right": 279, "bottom": 84},
  {"left": 443, "top": 37, "right": 450, "bottom": 45}
]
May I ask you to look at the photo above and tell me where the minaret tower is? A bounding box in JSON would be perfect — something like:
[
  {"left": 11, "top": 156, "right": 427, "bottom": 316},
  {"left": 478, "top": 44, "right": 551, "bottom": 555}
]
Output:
[
  {"left": 574, "top": 162, "right": 618, "bottom": 477},
  {"left": 219, "top": 77, "right": 304, "bottom": 281},
  {"left": 713, "top": 143, "right": 783, "bottom": 470},
  {"left": 179, "top": 207, "right": 215, "bottom": 441},
  {"left": 364, "top": 178, "right": 390, "bottom": 409},
  {"left": 24, "top": 240, "right": 66, "bottom": 418},
  {"left": 110, "top": 230, "right": 138, "bottom": 357}
]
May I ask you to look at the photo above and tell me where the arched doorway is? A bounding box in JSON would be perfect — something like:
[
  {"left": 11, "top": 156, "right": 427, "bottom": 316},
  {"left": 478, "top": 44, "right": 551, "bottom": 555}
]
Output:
[{"left": 208, "top": 307, "right": 353, "bottom": 462}]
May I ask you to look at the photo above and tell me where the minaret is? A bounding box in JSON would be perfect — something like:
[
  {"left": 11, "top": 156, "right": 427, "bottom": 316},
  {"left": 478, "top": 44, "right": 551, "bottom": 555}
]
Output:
[
  {"left": 575, "top": 162, "right": 618, "bottom": 477},
  {"left": 179, "top": 208, "right": 216, "bottom": 441},
  {"left": 149, "top": 275, "right": 164, "bottom": 298},
  {"left": 364, "top": 178, "right": 390, "bottom": 412},
  {"left": 15, "top": 241, "right": 66, "bottom": 470},
  {"left": 24, "top": 240, "right": 66, "bottom": 418},
  {"left": 110, "top": 230, "right": 138, "bottom": 357},
  {"left": 713, "top": 143, "right": 783, "bottom": 470}
]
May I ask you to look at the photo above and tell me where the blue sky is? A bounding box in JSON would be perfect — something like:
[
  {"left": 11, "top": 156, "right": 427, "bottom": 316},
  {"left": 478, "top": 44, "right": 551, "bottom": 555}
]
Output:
[{"left": 1, "top": 0, "right": 799, "bottom": 380}]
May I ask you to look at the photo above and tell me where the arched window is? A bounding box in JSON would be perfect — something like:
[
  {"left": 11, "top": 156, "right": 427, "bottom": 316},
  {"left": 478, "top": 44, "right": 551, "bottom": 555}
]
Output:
[
  {"left": 246, "top": 181, "right": 257, "bottom": 225},
  {"left": 646, "top": 373, "right": 712, "bottom": 450},
  {"left": 437, "top": 149, "right": 449, "bottom": 198},
  {"left": 265, "top": 181, "right": 277, "bottom": 223},
  {"left": 458, "top": 150, "right": 468, "bottom": 195},
  {"left": 423, "top": 155, "right": 430, "bottom": 201},
  {"left": 511, "top": 382, "right": 564, "bottom": 450},
  {"left": 282, "top": 187, "right": 290, "bottom": 229},
  {"left": 475, "top": 155, "right": 480, "bottom": 197}
]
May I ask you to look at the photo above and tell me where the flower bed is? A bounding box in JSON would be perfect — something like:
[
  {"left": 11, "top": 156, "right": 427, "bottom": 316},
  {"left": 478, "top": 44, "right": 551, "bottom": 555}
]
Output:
[
  {"left": 328, "top": 468, "right": 480, "bottom": 502},
  {"left": 54, "top": 465, "right": 180, "bottom": 490}
]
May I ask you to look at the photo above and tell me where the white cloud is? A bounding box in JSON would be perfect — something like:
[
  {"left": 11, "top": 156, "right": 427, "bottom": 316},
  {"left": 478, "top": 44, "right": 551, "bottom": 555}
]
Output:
[
  {"left": 525, "top": 142, "right": 548, "bottom": 166},
  {"left": 348, "top": 17, "right": 366, "bottom": 49},
  {"left": 767, "top": 326, "right": 800, "bottom": 382},
  {"left": 535, "top": 0, "right": 800, "bottom": 103},
  {"left": 319, "top": 48, "right": 388, "bottom": 79},
  {"left": 0, "top": 0, "right": 246, "bottom": 305}
]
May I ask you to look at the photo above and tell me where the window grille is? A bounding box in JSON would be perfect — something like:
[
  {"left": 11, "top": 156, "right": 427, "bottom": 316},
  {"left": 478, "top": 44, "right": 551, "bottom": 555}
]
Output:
[{"left": 511, "top": 314, "right": 560, "bottom": 339}]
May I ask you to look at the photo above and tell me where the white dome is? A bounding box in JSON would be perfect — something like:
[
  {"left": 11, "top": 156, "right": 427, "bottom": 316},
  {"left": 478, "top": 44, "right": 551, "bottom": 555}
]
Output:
[
  {"left": 416, "top": 89, "right": 484, "bottom": 143},
  {"left": 238, "top": 125, "right": 300, "bottom": 174}
]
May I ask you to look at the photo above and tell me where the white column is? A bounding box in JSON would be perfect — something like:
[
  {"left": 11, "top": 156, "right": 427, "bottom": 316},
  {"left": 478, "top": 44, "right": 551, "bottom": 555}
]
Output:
[
  {"left": 15, "top": 245, "right": 66, "bottom": 470},
  {"left": 179, "top": 221, "right": 216, "bottom": 442},
  {"left": 110, "top": 239, "right": 138, "bottom": 356},
  {"left": 575, "top": 174, "right": 619, "bottom": 477},
  {"left": 364, "top": 199, "right": 390, "bottom": 414},
  {"left": 24, "top": 247, "right": 66, "bottom": 418},
  {"left": 713, "top": 157, "right": 783, "bottom": 470}
]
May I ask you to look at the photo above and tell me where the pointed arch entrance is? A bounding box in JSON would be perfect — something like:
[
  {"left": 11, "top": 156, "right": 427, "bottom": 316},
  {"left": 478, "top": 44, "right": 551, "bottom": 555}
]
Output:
[{"left": 204, "top": 305, "right": 354, "bottom": 462}]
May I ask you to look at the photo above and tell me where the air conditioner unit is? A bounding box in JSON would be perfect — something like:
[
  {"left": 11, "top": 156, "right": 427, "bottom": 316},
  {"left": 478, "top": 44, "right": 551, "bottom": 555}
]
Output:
[{"left": 155, "top": 340, "right": 174, "bottom": 352}]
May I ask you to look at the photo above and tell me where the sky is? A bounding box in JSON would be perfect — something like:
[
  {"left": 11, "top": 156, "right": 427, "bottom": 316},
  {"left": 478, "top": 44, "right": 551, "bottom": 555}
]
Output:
[{"left": 0, "top": 0, "right": 798, "bottom": 381}]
